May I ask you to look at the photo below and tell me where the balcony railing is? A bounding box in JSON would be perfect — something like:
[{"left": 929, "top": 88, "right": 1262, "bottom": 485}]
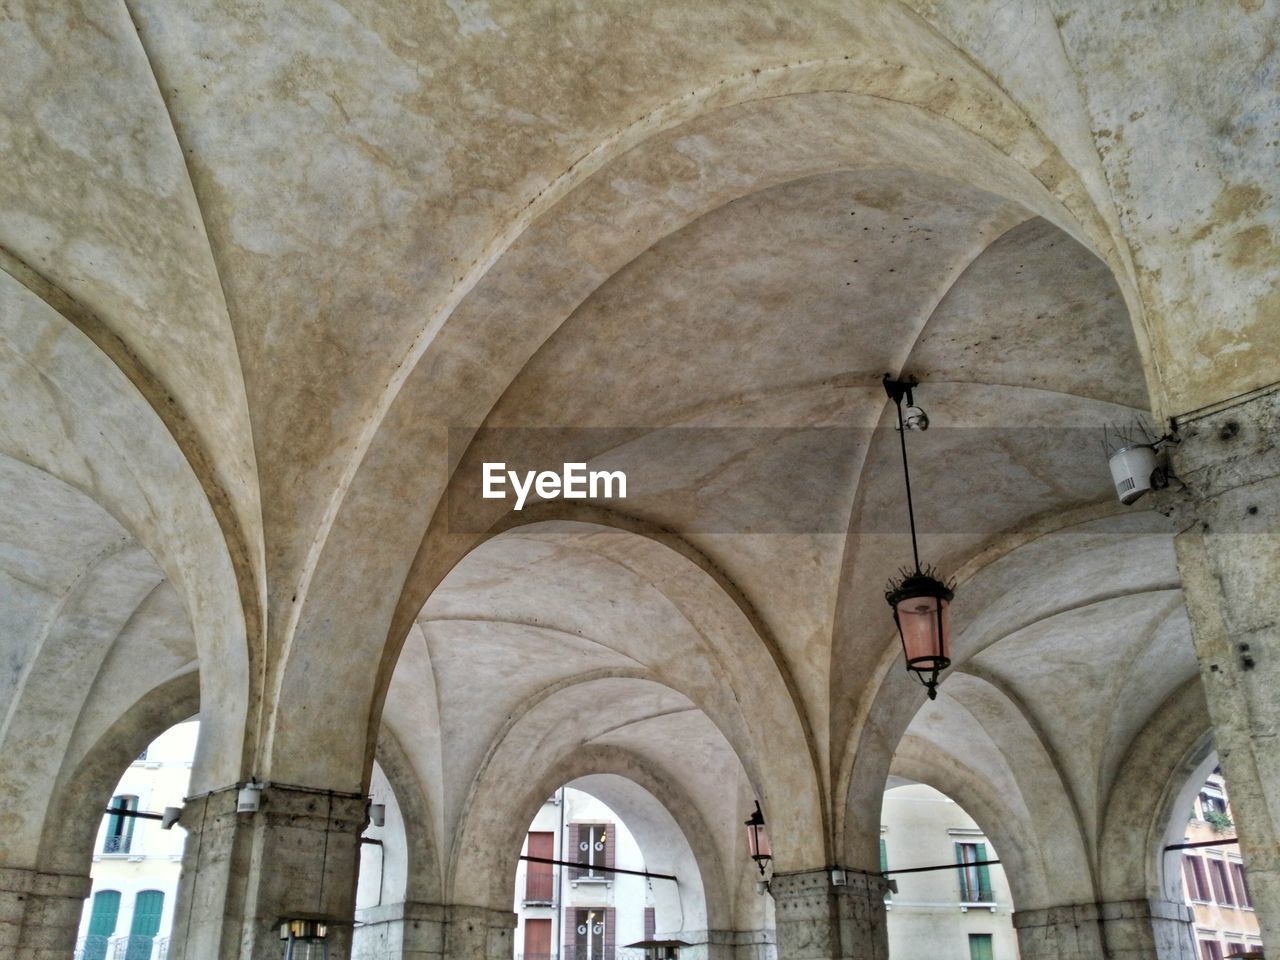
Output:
[
  {"left": 74, "top": 934, "right": 169, "bottom": 960},
  {"left": 101, "top": 834, "right": 133, "bottom": 855}
]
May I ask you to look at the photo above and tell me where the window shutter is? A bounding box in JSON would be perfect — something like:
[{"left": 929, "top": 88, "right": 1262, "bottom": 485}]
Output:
[
  {"left": 1191, "top": 857, "right": 1210, "bottom": 901},
  {"left": 1231, "top": 861, "right": 1253, "bottom": 907},
  {"left": 880, "top": 838, "right": 891, "bottom": 901},
  {"left": 644, "top": 906, "right": 655, "bottom": 940},
  {"left": 975, "top": 843, "right": 992, "bottom": 901},
  {"left": 569, "top": 823, "right": 583, "bottom": 880},
  {"left": 1183, "top": 857, "right": 1200, "bottom": 900},
  {"left": 604, "top": 820, "right": 615, "bottom": 872},
  {"left": 968, "top": 934, "right": 994, "bottom": 960},
  {"left": 84, "top": 890, "right": 121, "bottom": 960},
  {"left": 1208, "top": 858, "right": 1230, "bottom": 903},
  {"left": 604, "top": 906, "right": 616, "bottom": 959}
]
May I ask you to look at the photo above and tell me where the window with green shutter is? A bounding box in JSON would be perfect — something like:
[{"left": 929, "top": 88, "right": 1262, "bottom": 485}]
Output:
[
  {"left": 968, "top": 933, "right": 994, "bottom": 960},
  {"left": 124, "top": 890, "right": 164, "bottom": 960},
  {"left": 84, "top": 889, "right": 120, "bottom": 960},
  {"left": 880, "top": 838, "right": 891, "bottom": 901},
  {"left": 103, "top": 795, "right": 137, "bottom": 854},
  {"left": 956, "top": 842, "right": 993, "bottom": 903}
]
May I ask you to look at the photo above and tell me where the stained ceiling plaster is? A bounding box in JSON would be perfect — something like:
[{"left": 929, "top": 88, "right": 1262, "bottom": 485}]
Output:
[{"left": 0, "top": 0, "right": 1274, "bottom": 916}]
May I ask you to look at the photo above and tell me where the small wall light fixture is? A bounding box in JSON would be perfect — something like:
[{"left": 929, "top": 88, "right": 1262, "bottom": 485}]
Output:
[
  {"left": 1103, "top": 419, "right": 1177, "bottom": 505},
  {"left": 744, "top": 801, "right": 772, "bottom": 876},
  {"left": 883, "top": 375, "right": 955, "bottom": 701},
  {"left": 237, "top": 779, "right": 263, "bottom": 814}
]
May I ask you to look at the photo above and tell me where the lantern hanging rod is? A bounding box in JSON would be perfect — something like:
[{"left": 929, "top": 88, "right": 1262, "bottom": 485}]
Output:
[
  {"left": 518, "top": 854, "right": 678, "bottom": 882},
  {"left": 882, "top": 857, "right": 1001, "bottom": 877},
  {"left": 884, "top": 374, "right": 921, "bottom": 573}
]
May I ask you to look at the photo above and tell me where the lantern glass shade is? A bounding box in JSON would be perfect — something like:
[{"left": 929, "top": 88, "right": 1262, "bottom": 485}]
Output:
[
  {"left": 886, "top": 572, "right": 954, "bottom": 696},
  {"left": 895, "top": 593, "right": 950, "bottom": 667},
  {"left": 744, "top": 802, "right": 771, "bottom": 872}
]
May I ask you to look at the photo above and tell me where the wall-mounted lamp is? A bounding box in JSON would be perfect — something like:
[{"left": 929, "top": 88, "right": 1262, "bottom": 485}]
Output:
[
  {"left": 279, "top": 918, "right": 328, "bottom": 960},
  {"left": 744, "top": 801, "right": 772, "bottom": 876},
  {"left": 883, "top": 375, "right": 955, "bottom": 701}
]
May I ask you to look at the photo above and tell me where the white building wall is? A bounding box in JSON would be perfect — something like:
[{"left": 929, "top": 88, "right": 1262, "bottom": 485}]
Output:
[
  {"left": 883, "top": 783, "right": 1019, "bottom": 960},
  {"left": 513, "top": 788, "right": 653, "bottom": 959},
  {"left": 75, "top": 720, "right": 198, "bottom": 959}
]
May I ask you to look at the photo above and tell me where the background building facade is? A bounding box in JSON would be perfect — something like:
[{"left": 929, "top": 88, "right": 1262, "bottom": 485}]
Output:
[
  {"left": 1179, "top": 772, "right": 1262, "bottom": 960},
  {"left": 883, "top": 783, "right": 1018, "bottom": 960},
  {"left": 514, "top": 789, "right": 653, "bottom": 960},
  {"left": 75, "top": 722, "right": 197, "bottom": 960}
]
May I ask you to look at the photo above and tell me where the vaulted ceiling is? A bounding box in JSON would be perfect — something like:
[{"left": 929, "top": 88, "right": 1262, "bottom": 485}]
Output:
[{"left": 1, "top": 0, "right": 1274, "bottom": 918}]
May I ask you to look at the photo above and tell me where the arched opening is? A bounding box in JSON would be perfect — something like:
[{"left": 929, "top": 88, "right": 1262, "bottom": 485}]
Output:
[
  {"left": 1163, "top": 755, "right": 1264, "bottom": 960},
  {"left": 511, "top": 779, "right": 716, "bottom": 960},
  {"left": 880, "top": 778, "right": 1016, "bottom": 960},
  {"left": 75, "top": 719, "right": 198, "bottom": 960}
]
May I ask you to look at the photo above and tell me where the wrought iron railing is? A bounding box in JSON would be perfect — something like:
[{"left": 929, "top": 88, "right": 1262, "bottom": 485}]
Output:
[
  {"left": 74, "top": 934, "right": 168, "bottom": 960},
  {"left": 100, "top": 834, "right": 133, "bottom": 854}
]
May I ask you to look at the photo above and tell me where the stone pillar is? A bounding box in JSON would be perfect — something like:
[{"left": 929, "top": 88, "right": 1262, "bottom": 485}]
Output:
[
  {"left": 168, "top": 782, "right": 368, "bottom": 960},
  {"left": 1013, "top": 899, "right": 1195, "bottom": 960},
  {"left": 350, "top": 901, "right": 513, "bottom": 960},
  {"left": 1165, "top": 388, "right": 1280, "bottom": 947},
  {"left": 770, "top": 868, "right": 887, "bottom": 959},
  {"left": 0, "top": 867, "right": 91, "bottom": 960}
]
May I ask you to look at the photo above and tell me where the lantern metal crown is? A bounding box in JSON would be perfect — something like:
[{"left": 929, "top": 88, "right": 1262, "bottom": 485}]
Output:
[{"left": 883, "top": 375, "right": 955, "bottom": 701}]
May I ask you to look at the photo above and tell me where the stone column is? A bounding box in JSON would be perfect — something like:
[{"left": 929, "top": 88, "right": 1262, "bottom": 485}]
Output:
[
  {"left": 350, "top": 901, "right": 514, "bottom": 960},
  {"left": 168, "top": 782, "right": 368, "bottom": 960},
  {"left": 0, "top": 867, "right": 91, "bottom": 960},
  {"left": 1164, "top": 389, "right": 1280, "bottom": 947},
  {"left": 1013, "top": 899, "right": 1195, "bottom": 960},
  {"left": 770, "top": 868, "right": 888, "bottom": 959}
]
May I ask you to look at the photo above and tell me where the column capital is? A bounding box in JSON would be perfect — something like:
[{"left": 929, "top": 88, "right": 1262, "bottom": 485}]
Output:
[
  {"left": 769, "top": 868, "right": 888, "bottom": 959},
  {"left": 170, "top": 781, "right": 370, "bottom": 960}
]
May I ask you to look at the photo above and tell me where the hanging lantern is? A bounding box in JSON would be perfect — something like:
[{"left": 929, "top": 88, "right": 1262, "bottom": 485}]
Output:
[
  {"left": 883, "top": 375, "right": 955, "bottom": 701},
  {"left": 279, "top": 918, "right": 329, "bottom": 960},
  {"left": 744, "top": 801, "right": 772, "bottom": 875}
]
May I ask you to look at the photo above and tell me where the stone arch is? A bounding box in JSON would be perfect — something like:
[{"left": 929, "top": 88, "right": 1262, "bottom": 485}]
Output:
[
  {"left": 369, "top": 513, "right": 827, "bottom": 901},
  {"left": 884, "top": 671, "right": 1096, "bottom": 912},
  {"left": 37, "top": 671, "right": 201, "bottom": 877},
  {"left": 370, "top": 729, "right": 444, "bottom": 908},
  {"left": 1097, "top": 678, "right": 1214, "bottom": 906},
  {"left": 0, "top": 275, "right": 248, "bottom": 791},
  {"left": 455, "top": 737, "right": 729, "bottom": 936},
  {"left": 264, "top": 33, "right": 1154, "bottom": 796}
]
